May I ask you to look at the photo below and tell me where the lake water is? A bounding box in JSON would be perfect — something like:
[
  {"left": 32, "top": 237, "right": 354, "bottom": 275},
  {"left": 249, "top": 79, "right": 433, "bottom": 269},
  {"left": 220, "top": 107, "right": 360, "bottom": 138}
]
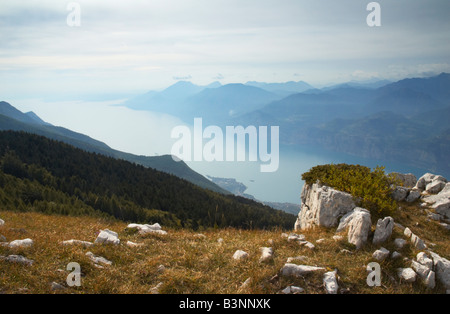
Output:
[{"left": 186, "top": 144, "right": 430, "bottom": 204}]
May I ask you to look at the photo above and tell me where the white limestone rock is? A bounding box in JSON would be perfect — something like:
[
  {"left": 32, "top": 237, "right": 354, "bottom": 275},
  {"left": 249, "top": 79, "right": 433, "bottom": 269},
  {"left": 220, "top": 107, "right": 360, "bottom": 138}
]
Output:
[
  {"left": 337, "top": 207, "right": 371, "bottom": 249},
  {"left": 373, "top": 216, "right": 394, "bottom": 245},
  {"left": 397, "top": 268, "right": 417, "bottom": 283},
  {"left": 127, "top": 223, "right": 167, "bottom": 235},
  {"left": 259, "top": 247, "right": 274, "bottom": 263},
  {"left": 429, "top": 252, "right": 450, "bottom": 290},
  {"left": 394, "top": 238, "right": 407, "bottom": 250},
  {"left": 294, "top": 183, "right": 355, "bottom": 230},
  {"left": 94, "top": 229, "right": 120, "bottom": 245},
  {"left": 86, "top": 252, "right": 112, "bottom": 266},
  {"left": 372, "top": 247, "right": 390, "bottom": 262},
  {"left": 323, "top": 270, "right": 339, "bottom": 294},
  {"left": 233, "top": 250, "right": 249, "bottom": 261},
  {"left": 281, "top": 286, "right": 304, "bottom": 294},
  {"left": 62, "top": 239, "right": 93, "bottom": 247},
  {"left": 8, "top": 238, "right": 33, "bottom": 249},
  {"left": 280, "top": 263, "right": 326, "bottom": 277}
]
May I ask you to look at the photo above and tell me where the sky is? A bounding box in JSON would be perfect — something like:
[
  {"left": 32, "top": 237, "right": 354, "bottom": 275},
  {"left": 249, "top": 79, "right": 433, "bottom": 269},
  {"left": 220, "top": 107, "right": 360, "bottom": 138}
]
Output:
[{"left": 1, "top": 0, "right": 450, "bottom": 100}]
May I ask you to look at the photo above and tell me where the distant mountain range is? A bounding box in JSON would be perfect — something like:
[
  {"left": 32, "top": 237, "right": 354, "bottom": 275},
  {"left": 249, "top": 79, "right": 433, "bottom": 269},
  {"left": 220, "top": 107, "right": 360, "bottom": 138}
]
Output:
[
  {"left": 0, "top": 101, "right": 229, "bottom": 194},
  {"left": 124, "top": 73, "right": 450, "bottom": 176}
]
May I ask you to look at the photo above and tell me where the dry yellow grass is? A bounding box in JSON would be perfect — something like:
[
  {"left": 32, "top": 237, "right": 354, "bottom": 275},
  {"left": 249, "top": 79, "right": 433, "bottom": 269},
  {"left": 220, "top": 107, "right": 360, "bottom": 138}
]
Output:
[{"left": 0, "top": 203, "right": 449, "bottom": 294}]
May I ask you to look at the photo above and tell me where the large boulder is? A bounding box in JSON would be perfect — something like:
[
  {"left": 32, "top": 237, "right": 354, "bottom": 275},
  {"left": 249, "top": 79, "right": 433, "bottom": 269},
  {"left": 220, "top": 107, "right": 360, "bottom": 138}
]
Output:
[
  {"left": 337, "top": 207, "right": 371, "bottom": 249},
  {"left": 415, "top": 173, "right": 447, "bottom": 194},
  {"left": 422, "top": 183, "right": 450, "bottom": 219},
  {"left": 390, "top": 172, "right": 417, "bottom": 188},
  {"left": 295, "top": 183, "right": 355, "bottom": 230},
  {"left": 373, "top": 217, "right": 394, "bottom": 245},
  {"left": 429, "top": 252, "right": 450, "bottom": 290}
]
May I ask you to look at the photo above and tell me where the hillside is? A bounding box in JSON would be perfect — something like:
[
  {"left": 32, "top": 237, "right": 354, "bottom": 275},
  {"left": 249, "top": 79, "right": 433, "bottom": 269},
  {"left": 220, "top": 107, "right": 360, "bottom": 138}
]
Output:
[
  {"left": 0, "top": 101, "right": 228, "bottom": 194},
  {"left": 0, "top": 131, "right": 295, "bottom": 230}
]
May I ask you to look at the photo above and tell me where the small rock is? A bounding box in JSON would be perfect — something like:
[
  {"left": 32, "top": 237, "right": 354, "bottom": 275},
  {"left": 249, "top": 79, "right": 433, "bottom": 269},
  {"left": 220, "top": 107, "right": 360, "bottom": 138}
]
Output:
[
  {"left": 217, "top": 238, "right": 224, "bottom": 243},
  {"left": 391, "top": 251, "right": 402, "bottom": 259},
  {"left": 372, "top": 247, "right": 390, "bottom": 262},
  {"left": 86, "top": 252, "right": 112, "bottom": 266},
  {"left": 397, "top": 268, "right": 417, "bottom": 283},
  {"left": 51, "top": 282, "right": 66, "bottom": 291},
  {"left": 233, "top": 250, "right": 249, "bottom": 261},
  {"left": 280, "top": 263, "right": 326, "bottom": 277},
  {"left": 8, "top": 238, "right": 33, "bottom": 249},
  {"left": 286, "top": 256, "right": 308, "bottom": 263},
  {"left": 323, "top": 270, "right": 338, "bottom": 294},
  {"left": 316, "top": 238, "right": 326, "bottom": 244},
  {"left": 1, "top": 255, "right": 34, "bottom": 266},
  {"left": 416, "top": 252, "right": 433, "bottom": 269},
  {"left": 0, "top": 218, "right": 4, "bottom": 226},
  {"left": 126, "top": 241, "right": 143, "bottom": 248},
  {"left": 62, "top": 239, "right": 93, "bottom": 247},
  {"left": 281, "top": 286, "right": 304, "bottom": 294},
  {"left": 404, "top": 227, "right": 412, "bottom": 238},
  {"left": 406, "top": 189, "right": 422, "bottom": 203},
  {"left": 149, "top": 282, "right": 163, "bottom": 294},
  {"left": 259, "top": 247, "right": 273, "bottom": 263},
  {"left": 94, "top": 229, "right": 120, "bottom": 245},
  {"left": 333, "top": 235, "right": 344, "bottom": 241},
  {"left": 394, "top": 238, "right": 407, "bottom": 250}
]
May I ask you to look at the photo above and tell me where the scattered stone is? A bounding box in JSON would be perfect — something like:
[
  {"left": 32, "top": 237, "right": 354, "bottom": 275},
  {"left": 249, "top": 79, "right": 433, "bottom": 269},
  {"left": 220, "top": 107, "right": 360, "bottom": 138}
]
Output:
[
  {"left": 373, "top": 216, "right": 394, "bottom": 245},
  {"left": 157, "top": 265, "right": 166, "bottom": 273},
  {"left": 410, "top": 233, "right": 427, "bottom": 250},
  {"left": 7, "top": 238, "right": 33, "bottom": 249},
  {"left": 86, "top": 252, "right": 112, "bottom": 266},
  {"left": 239, "top": 278, "right": 252, "bottom": 292},
  {"left": 62, "top": 239, "right": 93, "bottom": 247},
  {"left": 127, "top": 223, "right": 168, "bottom": 235},
  {"left": 394, "top": 238, "right": 407, "bottom": 250},
  {"left": 391, "top": 251, "right": 402, "bottom": 259},
  {"left": 149, "top": 282, "right": 163, "bottom": 294},
  {"left": 232, "top": 250, "right": 249, "bottom": 261},
  {"left": 397, "top": 268, "right": 417, "bottom": 283},
  {"left": 323, "top": 270, "right": 338, "bottom": 294},
  {"left": 416, "top": 252, "right": 433, "bottom": 269},
  {"left": 280, "top": 263, "right": 326, "bottom": 277},
  {"left": 286, "top": 256, "right": 308, "bottom": 263},
  {"left": 281, "top": 286, "right": 304, "bottom": 294},
  {"left": 259, "top": 247, "right": 274, "bottom": 263},
  {"left": 337, "top": 207, "right": 371, "bottom": 249},
  {"left": 411, "top": 260, "right": 435, "bottom": 289},
  {"left": 126, "top": 241, "right": 143, "bottom": 248},
  {"left": 405, "top": 189, "right": 421, "bottom": 203},
  {"left": 316, "top": 238, "right": 326, "bottom": 244},
  {"left": 332, "top": 235, "right": 344, "bottom": 241},
  {"left": 0, "top": 255, "right": 34, "bottom": 266},
  {"left": 372, "top": 247, "right": 390, "bottom": 262},
  {"left": 404, "top": 227, "right": 412, "bottom": 238},
  {"left": 217, "top": 238, "right": 224, "bottom": 244},
  {"left": 298, "top": 240, "right": 315, "bottom": 250},
  {"left": 391, "top": 186, "right": 409, "bottom": 202},
  {"left": 51, "top": 282, "right": 66, "bottom": 291},
  {"left": 94, "top": 229, "right": 120, "bottom": 245},
  {"left": 429, "top": 252, "right": 450, "bottom": 290},
  {"left": 0, "top": 218, "right": 4, "bottom": 226},
  {"left": 391, "top": 172, "right": 417, "bottom": 188},
  {"left": 295, "top": 183, "right": 355, "bottom": 230},
  {"left": 287, "top": 233, "right": 305, "bottom": 242},
  {"left": 340, "top": 249, "right": 353, "bottom": 254}
]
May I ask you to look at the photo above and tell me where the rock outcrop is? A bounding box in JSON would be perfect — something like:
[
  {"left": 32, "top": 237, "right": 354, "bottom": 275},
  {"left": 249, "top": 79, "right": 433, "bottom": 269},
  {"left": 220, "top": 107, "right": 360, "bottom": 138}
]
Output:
[{"left": 295, "top": 183, "right": 355, "bottom": 230}]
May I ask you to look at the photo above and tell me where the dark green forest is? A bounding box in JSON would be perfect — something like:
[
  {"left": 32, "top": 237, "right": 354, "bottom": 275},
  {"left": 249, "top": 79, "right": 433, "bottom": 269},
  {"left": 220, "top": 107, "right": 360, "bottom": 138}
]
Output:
[{"left": 0, "top": 131, "right": 295, "bottom": 230}]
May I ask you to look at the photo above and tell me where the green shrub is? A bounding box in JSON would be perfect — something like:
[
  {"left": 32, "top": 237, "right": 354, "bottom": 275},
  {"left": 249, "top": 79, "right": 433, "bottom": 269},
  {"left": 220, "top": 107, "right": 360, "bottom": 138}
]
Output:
[{"left": 302, "top": 164, "right": 398, "bottom": 218}]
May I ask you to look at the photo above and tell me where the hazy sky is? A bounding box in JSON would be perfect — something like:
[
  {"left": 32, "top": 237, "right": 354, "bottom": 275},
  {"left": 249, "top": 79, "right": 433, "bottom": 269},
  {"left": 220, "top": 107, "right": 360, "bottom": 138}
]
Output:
[{"left": 1, "top": 0, "right": 450, "bottom": 99}]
